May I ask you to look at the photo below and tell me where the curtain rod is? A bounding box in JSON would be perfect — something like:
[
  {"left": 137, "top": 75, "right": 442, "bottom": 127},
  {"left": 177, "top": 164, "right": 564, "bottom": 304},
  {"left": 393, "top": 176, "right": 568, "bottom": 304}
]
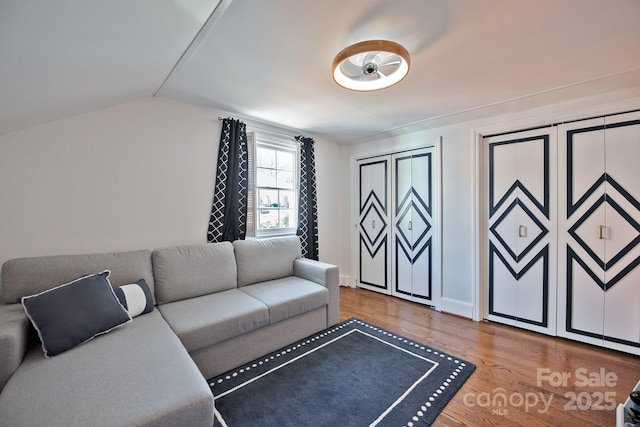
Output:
[{"left": 216, "top": 116, "right": 312, "bottom": 141}]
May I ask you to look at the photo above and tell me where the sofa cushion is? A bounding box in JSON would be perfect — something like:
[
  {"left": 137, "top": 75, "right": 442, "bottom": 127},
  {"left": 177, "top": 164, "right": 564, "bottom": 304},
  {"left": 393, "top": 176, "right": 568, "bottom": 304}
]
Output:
[
  {"left": 0, "top": 310, "right": 214, "bottom": 427},
  {"left": 1, "top": 250, "right": 154, "bottom": 305},
  {"left": 114, "top": 279, "right": 154, "bottom": 318},
  {"left": 158, "top": 289, "right": 269, "bottom": 353},
  {"left": 21, "top": 271, "right": 132, "bottom": 357},
  {"left": 153, "top": 242, "right": 237, "bottom": 304},
  {"left": 0, "top": 304, "right": 29, "bottom": 393},
  {"left": 234, "top": 236, "right": 302, "bottom": 287},
  {"left": 239, "top": 276, "right": 329, "bottom": 324}
]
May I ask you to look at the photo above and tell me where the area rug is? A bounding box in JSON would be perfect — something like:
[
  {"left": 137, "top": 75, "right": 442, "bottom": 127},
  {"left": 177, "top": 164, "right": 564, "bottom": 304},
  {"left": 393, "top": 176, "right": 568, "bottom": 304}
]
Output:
[{"left": 209, "top": 317, "right": 475, "bottom": 426}]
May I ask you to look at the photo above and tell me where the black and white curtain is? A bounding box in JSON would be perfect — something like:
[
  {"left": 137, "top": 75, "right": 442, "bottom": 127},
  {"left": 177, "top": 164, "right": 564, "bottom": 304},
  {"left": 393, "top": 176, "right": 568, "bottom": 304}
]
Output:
[
  {"left": 207, "top": 118, "right": 248, "bottom": 242},
  {"left": 295, "top": 135, "right": 319, "bottom": 260}
]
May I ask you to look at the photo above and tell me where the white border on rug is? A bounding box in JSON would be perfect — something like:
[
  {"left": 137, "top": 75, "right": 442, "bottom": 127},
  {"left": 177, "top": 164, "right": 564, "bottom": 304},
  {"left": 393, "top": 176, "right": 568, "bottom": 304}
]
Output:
[{"left": 211, "top": 319, "right": 472, "bottom": 426}]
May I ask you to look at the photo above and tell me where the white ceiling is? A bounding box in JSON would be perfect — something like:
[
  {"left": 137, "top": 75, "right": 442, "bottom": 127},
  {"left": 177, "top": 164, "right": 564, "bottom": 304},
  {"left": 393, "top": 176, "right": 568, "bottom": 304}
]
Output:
[{"left": 2, "top": 0, "right": 640, "bottom": 143}]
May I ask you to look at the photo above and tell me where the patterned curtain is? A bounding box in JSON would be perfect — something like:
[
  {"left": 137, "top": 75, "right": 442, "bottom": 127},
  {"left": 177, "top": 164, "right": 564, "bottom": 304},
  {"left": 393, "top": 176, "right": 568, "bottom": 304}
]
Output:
[
  {"left": 295, "top": 136, "right": 319, "bottom": 260},
  {"left": 207, "top": 118, "right": 248, "bottom": 242}
]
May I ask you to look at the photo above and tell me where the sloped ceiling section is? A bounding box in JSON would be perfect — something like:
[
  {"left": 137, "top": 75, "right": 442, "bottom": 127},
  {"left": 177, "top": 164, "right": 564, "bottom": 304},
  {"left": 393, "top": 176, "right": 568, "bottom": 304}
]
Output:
[
  {"left": 0, "top": 0, "right": 219, "bottom": 135},
  {"left": 2, "top": 0, "right": 640, "bottom": 142}
]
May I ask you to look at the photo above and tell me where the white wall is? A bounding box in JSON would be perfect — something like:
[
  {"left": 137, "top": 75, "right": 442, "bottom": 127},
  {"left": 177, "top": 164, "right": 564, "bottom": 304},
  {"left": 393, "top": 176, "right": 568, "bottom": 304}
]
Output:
[
  {"left": 313, "top": 137, "right": 348, "bottom": 272},
  {"left": 344, "top": 90, "right": 640, "bottom": 319},
  {"left": 344, "top": 125, "right": 476, "bottom": 317},
  {"left": 2, "top": 90, "right": 638, "bottom": 314},
  {"left": 0, "top": 97, "right": 346, "bottom": 295}
]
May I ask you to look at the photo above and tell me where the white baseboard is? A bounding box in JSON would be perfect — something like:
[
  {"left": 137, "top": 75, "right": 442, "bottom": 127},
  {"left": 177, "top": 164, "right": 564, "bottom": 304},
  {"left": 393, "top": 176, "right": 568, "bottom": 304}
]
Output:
[
  {"left": 439, "top": 297, "right": 474, "bottom": 319},
  {"left": 340, "top": 281, "right": 476, "bottom": 319}
]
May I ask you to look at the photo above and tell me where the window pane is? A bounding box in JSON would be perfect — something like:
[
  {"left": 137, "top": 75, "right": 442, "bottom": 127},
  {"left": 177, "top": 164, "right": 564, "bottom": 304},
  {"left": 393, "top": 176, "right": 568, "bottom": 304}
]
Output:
[
  {"left": 257, "top": 167, "right": 276, "bottom": 187},
  {"left": 259, "top": 189, "right": 279, "bottom": 208},
  {"left": 254, "top": 138, "right": 298, "bottom": 235},
  {"left": 277, "top": 170, "right": 294, "bottom": 189},
  {"left": 279, "top": 190, "right": 295, "bottom": 209},
  {"left": 258, "top": 209, "right": 279, "bottom": 229},
  {"left": 257, "top": 147, "right": 276, "bottom": 168},
  {"left": 277, "top": 150, "right": 294, "bottom": 171},
  {"left": 280, "top": 210, "right": 297, "bottom": 229}
]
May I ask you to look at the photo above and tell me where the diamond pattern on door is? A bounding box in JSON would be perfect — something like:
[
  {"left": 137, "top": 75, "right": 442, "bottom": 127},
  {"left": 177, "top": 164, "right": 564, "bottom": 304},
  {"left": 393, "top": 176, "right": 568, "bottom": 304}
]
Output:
[
  {"left": 360, "top": 200, "right": 387, "bottom": 256},
  {"left": 565, "top": 121, "right": 640, "bottom": 290},
  {"left": 396, "top": 197, "right": 431, "bottom": 255},
  {"left": 358, "top": 159, "right": 390, "bottom": 290},
  {"left": 392, "top": 150, "right": 436, "bottom": 303},
  {"left": 569, "top": 194, "right": 640, "bottom": 272},
  {"left": 490, "top": 198, "right": 548, "bottom": 262},
  {"left": 486, "top": 129, "right": 555, "bottom": 333},
  {"left": 560, "top": 115, "right": 640, "bottom": 352},
  {"left": 358, "top": 146, "right": 440, "bottom": 306}
]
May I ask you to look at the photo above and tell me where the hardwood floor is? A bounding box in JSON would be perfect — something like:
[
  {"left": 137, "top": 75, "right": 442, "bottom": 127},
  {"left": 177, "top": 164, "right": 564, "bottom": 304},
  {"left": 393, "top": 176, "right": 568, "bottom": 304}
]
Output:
[{"left": 339, "top": 286, "right": 640, "bottom": 427}]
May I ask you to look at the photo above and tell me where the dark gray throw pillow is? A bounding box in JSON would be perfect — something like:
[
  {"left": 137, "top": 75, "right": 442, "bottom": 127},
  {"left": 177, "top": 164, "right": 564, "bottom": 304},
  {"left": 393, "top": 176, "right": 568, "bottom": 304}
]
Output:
[
  {"left": 114, "top": 279, "right": 154, "bottom": 318},
  {"left": 21, "top": 270, "right": 132, "bottom": 357}
]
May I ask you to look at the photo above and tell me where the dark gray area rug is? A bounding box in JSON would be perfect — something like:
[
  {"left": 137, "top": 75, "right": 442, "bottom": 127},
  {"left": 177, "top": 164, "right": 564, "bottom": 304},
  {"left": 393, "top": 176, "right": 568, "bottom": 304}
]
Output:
[{"left": 209, "top": 317, "right": 475, "bottom": 426}]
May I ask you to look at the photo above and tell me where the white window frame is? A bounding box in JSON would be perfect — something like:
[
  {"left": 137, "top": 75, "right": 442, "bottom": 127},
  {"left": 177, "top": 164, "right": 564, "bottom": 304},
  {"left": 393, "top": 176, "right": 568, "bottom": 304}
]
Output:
[{"left": 247, "top": 131, "right": 299, "bottom": 238}]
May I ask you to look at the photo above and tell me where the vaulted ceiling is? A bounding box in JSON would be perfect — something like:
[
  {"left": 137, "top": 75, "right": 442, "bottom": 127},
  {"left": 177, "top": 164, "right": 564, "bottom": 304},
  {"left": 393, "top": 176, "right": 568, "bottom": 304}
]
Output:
[{"left": 2, "top": 0, "right": 640, "bottom": 143}]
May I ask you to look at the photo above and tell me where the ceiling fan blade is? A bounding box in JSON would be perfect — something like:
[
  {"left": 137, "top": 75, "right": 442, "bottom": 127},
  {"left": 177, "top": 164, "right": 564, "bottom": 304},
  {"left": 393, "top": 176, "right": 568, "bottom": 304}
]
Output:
[
  {"left": 362, "top": 51, "right": 380, "bottom": 66},
  {"left": 379, "top": 59, "right": 401, "bottom": 66},
  {"left": 354, "top": 73, "right": 378, "bottom": 82},
  {"left": 377, "top": 63, "right": 401, "bottom": 76},
  {"left": 340, "top": 59, "right": 364, "bottom": 77}
]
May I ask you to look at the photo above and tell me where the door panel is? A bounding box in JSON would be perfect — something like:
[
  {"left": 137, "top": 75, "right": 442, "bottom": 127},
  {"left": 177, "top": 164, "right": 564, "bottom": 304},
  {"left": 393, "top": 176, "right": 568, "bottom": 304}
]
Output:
[
  {"left": 558, "top": 117, "right": 606, "bottom": 347},
  {"left": 603, "top": 113, "right": 640, "bottom": 353},
  {"left": 391, "top": 148, "right": 436, "bottom": 304},
  {"left": 357, "top": 157, "right": 391, "bottom": 293},
  {"left": 486, "top": 128, "right": 557, "bottom": 335},
  {"left": 558, "top": 112, "right": 640, "bottom": 354}
]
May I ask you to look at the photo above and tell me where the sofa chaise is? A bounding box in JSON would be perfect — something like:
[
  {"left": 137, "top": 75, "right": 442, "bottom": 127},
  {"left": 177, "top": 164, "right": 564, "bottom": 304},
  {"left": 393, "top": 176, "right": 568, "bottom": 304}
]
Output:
[{"left": 0, "top": 236, "right": 339, "bottom": 427}]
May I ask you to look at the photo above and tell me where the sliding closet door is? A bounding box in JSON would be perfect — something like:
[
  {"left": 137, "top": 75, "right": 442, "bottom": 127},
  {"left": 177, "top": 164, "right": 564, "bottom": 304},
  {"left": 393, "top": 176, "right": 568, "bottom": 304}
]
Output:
[
  {"left": 391, "top": 147, "right": 440, "bottom": 306},
  {"left": 485, "top": 128, "right": 557, "bottom": 335},
  {"left": 558, "top": 112, "right": 640, "bottom": 354},
  {"left": 356, "top": 156, "right": 391, "bottom": 294}
]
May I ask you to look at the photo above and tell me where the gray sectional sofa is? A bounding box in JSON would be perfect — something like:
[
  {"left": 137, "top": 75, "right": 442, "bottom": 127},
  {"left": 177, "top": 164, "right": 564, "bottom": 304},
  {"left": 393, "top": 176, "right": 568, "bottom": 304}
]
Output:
[{"left": 0, "top": 236, "right": 339, "bottom": 427}]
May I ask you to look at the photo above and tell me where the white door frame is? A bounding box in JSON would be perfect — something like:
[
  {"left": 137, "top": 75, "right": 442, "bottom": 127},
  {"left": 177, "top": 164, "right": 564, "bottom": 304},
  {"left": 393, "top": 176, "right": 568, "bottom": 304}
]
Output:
[{"left": 349, "top": 137, "right": 442, "bottom": 310}]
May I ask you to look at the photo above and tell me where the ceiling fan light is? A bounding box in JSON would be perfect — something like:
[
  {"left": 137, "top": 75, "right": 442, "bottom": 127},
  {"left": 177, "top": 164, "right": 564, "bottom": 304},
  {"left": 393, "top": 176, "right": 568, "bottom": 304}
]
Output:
[{"left": 332, "top": 40, "right": 410, "bottom": 91}]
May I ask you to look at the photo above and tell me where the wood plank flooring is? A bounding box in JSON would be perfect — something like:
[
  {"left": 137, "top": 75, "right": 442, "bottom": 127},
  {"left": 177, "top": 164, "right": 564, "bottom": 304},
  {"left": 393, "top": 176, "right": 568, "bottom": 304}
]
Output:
[{"left": 339, "top": 286, "right": 640, "bottom": 427}]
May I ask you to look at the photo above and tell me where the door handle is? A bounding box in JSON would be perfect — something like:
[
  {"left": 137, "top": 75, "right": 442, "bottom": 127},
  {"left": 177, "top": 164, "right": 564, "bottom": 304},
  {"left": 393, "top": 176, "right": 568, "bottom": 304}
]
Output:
[
  {"left": 598, "top": 225, "right": 606, "bottom": 240},
  {"left": 518, "top": 225, "right": 526, "bottom": 238},
  {"left": 372, "top": 220, "right": 376, "bottom": 229},
  {"left": 408, "top": 221, "right": 412, "bottom": 231}
]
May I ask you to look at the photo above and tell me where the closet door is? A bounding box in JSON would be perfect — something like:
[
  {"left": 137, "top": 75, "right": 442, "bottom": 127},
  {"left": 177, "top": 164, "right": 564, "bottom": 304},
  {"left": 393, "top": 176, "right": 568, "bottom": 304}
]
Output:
[
  {"left": 558, "top": 112, "right": 640, "bottom": 354},
  {"left": 485, "top": 128, "right": 557, "bottom": 335},
  {"left": 391, "top": 147, "right": 440, "bottom": 306},
  {"left": 356, "top": 156, "right": 391, "bottom": 294}
]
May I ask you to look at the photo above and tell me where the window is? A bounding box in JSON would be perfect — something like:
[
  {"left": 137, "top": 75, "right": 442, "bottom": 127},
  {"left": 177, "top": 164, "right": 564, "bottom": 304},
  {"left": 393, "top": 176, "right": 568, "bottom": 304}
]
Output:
[{"left": 247, "top": 132, "right": 298, "bottom": 237}]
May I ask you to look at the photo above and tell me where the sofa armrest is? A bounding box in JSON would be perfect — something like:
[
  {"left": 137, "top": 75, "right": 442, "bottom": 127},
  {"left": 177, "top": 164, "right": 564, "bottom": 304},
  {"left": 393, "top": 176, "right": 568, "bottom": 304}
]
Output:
[
  {"left": 0, "top": 304, "right": 29, "bottom": 393},
  {"left": 294, "top": 258, "right": 339, "bottom": 326}
]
